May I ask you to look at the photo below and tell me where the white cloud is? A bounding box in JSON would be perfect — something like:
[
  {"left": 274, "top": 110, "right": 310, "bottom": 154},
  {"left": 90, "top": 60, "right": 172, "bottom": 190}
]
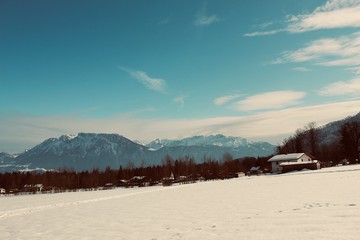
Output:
[
  {"left": 319, "top": 77, "right": 360, "bottom": 96},
  {"left": 347, "top": 66, "right": 360, "bottom": 74},
  {"left": 234, "top": 91, "right": 306, "bottom": 111},
  {"left": 120, "top": 67, "right": 166, "bottom": 92},
  {"left": 270, "top": 31, "right": 360, "bottom": 98},
  {"left": 214, "top": 94, "right": 241, "bottom": 106},
  {"left": 274, "top": 38, "right": 344, "bottom": 63},
  {"left": 245, "top": 0, "right": 360, "bottom": 37},
  {"left": 292, "top": 67, "right": 312, "bottom": 72},
  {"left": 273, "top": 32, "right": 360, "bottom": 67},
  {"left": 195, "top": 14, "right": 220, "bottom": 26},
  {"left": 288, "top": 0, "right": 360, "bottom": 33},
  {"left": 239, "top": 100, "right": 360, "bottom": 141},
  {"left": 244, "top": 29, "right": 283, "bottom": 37},
  {"left": 2, "top": 100, "right": 360, "bottom": 152},
  {"left": 173, "top": 95, "right": 186, "bottom": 108},
  {"left": 258, "top": 21, "right": 276, "bottom": 29}
]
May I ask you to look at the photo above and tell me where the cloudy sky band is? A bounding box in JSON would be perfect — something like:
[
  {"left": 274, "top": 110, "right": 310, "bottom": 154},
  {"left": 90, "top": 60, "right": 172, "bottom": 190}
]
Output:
[{"left": 2, "top": 99, "right": 360, "bottom": 153}]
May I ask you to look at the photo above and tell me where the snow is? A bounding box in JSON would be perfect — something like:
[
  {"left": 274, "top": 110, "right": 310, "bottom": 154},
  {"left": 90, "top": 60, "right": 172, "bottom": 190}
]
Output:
[
  {"left": 268, "top": 153, "right": 305, "bottom": 162},
  {"left": 18, "top": 167, "right": 51, "bottom": 172},
  {"left": 147, "top": 134, "right": 254, "bottom": 149},
  {"left": 1, "top": 165, "right": 360, "bottom": 240},
  {"left": 59, "top": 134, "right": 77, "bottom": 141}
]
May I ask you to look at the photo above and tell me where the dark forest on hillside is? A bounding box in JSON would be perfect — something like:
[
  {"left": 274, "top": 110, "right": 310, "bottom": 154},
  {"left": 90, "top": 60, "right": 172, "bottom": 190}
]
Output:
[{"left": 277, "top": 120, "right": 360, "bottom": 166}]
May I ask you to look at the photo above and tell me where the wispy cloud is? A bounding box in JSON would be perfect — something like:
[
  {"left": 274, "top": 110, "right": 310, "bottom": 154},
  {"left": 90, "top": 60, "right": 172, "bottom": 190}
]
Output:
[
  {"left": 257, "top": 21, "right": 276, "bottom": 29},
  {"left": 195, "top": 14, "right": 220, "bottom": 26},
  {"left": 120, "top": 67, "right": 166, "bottom": 93},
  {"left": 270, "top": 30, "right": 360, "bottom": 98},
  {"left": 234, "top": 91, "right": 306, "bottom": 111},
  {"left": 292, "top": 67, "right": 312, "bottom": 72},
  {"left": 173, "top": 95, "right": 186, "bottom": 108},
  {"left": 272, "top": 32, "right": 360, "bottom": 67},
  {"left": 214, "top": 94, "right": 241, "bottom": 106},
  {"left": 245, "top": 0, "right": 360, "bottom": 37},
  {"left": 3, "top": 100, "right": 360, "bottom": 152},
  {"left": 119, "top": 107, "right": 156, "bottom": 117},
  {"left": 244, "top": 29, "right": 284, "bottom": 37},
  {"left": 347, "top": 66, "right": 360, "bottom": 74},
  {"left": 194, "top": 2, "right": 220, "bottom": 27},
  {"left": 287, "top": 0, "right": 360, "bottom": 33},
  {"left": 319, "top": 77, "right": 360, "bottom": 96}
]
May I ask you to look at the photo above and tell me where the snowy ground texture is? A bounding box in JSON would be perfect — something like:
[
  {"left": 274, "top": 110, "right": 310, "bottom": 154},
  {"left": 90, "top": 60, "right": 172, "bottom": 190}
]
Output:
[{"left": 1, "top": 165, "right": 360, "bottom": 240}]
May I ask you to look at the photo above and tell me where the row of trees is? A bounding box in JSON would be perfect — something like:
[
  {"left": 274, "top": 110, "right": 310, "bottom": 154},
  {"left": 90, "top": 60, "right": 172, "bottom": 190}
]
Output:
[
  {"left": 0, "top": 154, "right": 271, "bottom": 193},
  {"left": 339, "top": 121, "right": 360, "bottom": 163},
  {"left": 277, "top": 122, "right": 319, "bottom": 156},
  {"left": 277, "top": 121, "right": 360, "bottom": 165}
]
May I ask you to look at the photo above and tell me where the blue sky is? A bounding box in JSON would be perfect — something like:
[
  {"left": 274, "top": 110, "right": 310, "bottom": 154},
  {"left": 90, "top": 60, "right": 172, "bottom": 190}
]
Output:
[{"left": 2, "top": 0, "right": 360, "bottom": 153}]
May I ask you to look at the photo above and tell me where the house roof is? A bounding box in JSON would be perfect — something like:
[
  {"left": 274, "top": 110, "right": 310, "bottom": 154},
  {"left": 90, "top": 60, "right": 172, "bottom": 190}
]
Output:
[
  {"left": 268, "top": 153, "right": 306, "bottom": 162},
  {"left": 250, "top": 166, "right": 261, "bottom": 171}
]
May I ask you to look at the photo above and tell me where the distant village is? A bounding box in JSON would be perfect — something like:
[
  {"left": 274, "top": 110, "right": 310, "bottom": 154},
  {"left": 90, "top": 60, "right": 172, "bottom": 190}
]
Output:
[{"left": 1, "top": 151, "right": 355, "bottom": 196}]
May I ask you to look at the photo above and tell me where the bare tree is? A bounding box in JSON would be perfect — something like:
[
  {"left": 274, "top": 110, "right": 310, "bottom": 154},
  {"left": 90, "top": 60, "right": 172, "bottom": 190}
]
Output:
[
  {"left": 305, "top": 122, "right": 319, "bottom": 156},
  {"left": 294, "top": 128, "right": 305, "bottom": 152},
  {"left": 162, "top": 154, "right": 174, "bottom": 178}
]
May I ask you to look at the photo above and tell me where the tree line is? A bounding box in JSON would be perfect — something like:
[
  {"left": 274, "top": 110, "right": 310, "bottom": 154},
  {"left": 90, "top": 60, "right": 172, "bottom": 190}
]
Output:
[
  {"left": 0, "top": 154, "right": 271, "bottom": 194},
  {"left": 277, "top": 121, "right": 360, "bottom": 165}
]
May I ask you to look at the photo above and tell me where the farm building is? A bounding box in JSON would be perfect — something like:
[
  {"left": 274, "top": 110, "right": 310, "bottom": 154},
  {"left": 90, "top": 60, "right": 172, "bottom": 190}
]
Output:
[
  {"left": 23, "top": 184, "right": 43, "bottom": 193},
  {"left": 268, "top": 153, "right": 320, "bottom": 174},
  {"left": 248, "top": 166, "right": 262, "bottom": 175}
]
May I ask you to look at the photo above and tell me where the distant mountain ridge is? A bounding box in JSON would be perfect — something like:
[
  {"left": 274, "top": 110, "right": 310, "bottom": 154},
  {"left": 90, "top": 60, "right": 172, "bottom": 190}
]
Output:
[
  {"left": 146, "top": 134, "right": 260, "bottom": 150},
  {"left": 0, "top": 133, "right": 275, "bottom": 173},
  {"left": 317, "top": 112, "right": 360, "bottom": 146},
  {"left": 14, "top": 133, "right": 150, "bottom": 172}
]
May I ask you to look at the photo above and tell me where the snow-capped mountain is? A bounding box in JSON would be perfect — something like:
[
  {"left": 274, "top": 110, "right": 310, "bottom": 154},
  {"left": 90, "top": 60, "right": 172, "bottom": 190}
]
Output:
[
  {"left": 0, "top": 152, "right": 16, "bottom": 165},
  {"left": 0, "top": 152, "right": 16, "bottom": 162},
  {"left": 0, "top": 152, "right": 20, "bottom": 173},
  {"left": 146, "top": 135, "right": 275, "bottom": 163},
  {"left": 13, "top": 133, "right": 151, "bottom": 172},
  {"left": 0, "top": 133, "right": 276, "bottom": 172},
  {"left": 147, "top": 134, "right": 271, "bottom": 150}
]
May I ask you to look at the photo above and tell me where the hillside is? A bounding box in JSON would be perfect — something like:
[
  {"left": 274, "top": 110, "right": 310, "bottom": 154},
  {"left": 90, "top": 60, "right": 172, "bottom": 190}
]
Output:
[{"left": 318, "top": 112, "right": 360, "bottom": 145}]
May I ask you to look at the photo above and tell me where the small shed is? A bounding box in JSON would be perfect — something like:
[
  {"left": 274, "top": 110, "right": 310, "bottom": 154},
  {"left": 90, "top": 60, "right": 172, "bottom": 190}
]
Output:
[{"left": 248, "top": 166, "right": 262, "bottom": 175}]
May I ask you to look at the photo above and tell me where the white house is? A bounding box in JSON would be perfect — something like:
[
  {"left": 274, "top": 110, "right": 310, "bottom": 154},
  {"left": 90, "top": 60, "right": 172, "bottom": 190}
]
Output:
[
  {"left": 23, "top": 184, "right": 43, "bottom": 192},
  {"left": 0, "top": 188, "right": 5, "bottom": 194},
  {"left": 268, "top": 153, "right": 320, "bottom": 174}
]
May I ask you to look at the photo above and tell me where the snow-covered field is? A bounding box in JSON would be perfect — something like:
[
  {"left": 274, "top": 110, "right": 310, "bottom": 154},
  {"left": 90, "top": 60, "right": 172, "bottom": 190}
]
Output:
[{"left": 1, "top": 165, "right": 360, "bottom": 240}]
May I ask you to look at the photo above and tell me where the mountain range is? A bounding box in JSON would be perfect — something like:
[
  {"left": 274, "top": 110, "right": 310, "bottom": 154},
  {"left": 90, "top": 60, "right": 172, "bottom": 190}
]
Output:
[
  {"left": 2, "top": 112, "right": 359, "bottom": 173},
  {"left": 0, "top": 133, "right": 276, "bottom": 173}
]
